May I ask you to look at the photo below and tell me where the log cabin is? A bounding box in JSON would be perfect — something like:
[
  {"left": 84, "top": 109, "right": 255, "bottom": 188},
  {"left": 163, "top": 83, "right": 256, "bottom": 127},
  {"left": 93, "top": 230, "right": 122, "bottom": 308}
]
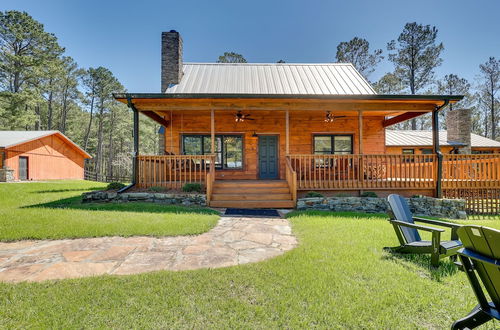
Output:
[
  {"left": 0, "top": 130, "right": 91, "bottom": 182},
  {"left": 113, "top": 31, "right": 500, "bottom": 211}
]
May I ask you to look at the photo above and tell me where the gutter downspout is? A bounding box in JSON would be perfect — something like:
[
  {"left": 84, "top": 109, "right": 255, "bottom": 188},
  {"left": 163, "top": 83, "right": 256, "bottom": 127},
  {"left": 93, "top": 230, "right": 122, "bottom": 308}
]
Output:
[
  {"left": 432, "top": 99, "right": 450, "bottom": 198},
  {"left": 118, "top": 97, "right": 139, "bottom": 193}
]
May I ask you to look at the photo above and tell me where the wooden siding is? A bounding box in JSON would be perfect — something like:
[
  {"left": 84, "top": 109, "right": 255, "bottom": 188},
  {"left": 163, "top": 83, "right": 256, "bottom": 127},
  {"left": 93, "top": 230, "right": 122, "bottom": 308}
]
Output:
[
  {"left": 4, "top": 134, "right": 86, "bottom": 180},
  {"left": 162, "top": 110, "right": 386, "bottom": 180}
]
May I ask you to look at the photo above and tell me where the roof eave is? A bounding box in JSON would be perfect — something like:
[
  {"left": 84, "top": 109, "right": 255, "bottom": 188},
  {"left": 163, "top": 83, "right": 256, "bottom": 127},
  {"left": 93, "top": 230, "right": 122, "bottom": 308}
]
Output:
[
  {"left": 113, "top": 93, "right": 464, "bottom": 103},
  {"left": 2, "top": 131, "right": 92, "bottom": 159}
]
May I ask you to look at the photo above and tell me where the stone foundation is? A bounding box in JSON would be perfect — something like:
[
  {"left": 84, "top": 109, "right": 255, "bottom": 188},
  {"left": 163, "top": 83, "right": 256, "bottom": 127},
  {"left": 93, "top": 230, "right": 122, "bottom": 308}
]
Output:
[
  {"left": 82, "top": 191, "right": 206, "bottom": 206},
  {"left": 297, "top": 196, "right": 467, "bottom": 219},
  {"left": 0, "top": 168, "right": 14, "bottom": 182}
]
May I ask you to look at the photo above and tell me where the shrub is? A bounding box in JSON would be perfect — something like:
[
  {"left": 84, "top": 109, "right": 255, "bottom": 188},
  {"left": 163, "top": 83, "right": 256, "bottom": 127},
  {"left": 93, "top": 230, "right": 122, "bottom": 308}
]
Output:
[
  {"left": 412, "top": 194, "right": 424, "bottom": 198},
  {"left": 334, "top": 193, "right": 351, "bottom": 197},
  {"left": 360, "top": 191, "right": 378, "bottom": 198},
  {"left": 305, "top": 191, "right": 324, "bottom": 198},
  {"left": 106, "top": 182, "right": 126, "bottom": 191},
  {"left": 149, "top": 186, "right": 165, "bottom": 192},
  {"left": 182, "top": 183, "right": 203, "bottom": 193}
]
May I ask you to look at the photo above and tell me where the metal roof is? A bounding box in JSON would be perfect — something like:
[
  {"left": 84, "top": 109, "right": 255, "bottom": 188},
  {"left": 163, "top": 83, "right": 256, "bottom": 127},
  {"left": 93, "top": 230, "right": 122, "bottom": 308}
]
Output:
[
  {"left": 386, "top": 130, "right": 500, "bottom": 148},
  {"left": 0, "top": 130, "right": 91, "bottom": 157},
  {"left": 164, "top": 63, "right": 376, "bottom": 95}
]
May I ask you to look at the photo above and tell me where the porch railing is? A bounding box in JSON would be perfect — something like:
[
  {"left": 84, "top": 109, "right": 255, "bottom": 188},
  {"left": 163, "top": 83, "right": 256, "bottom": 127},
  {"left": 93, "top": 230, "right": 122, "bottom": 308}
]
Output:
[
  {"left": 136, "top": 155, "right": 216, "bottom": 189},
  {"left": 288, "top": 154, "right": 437, "bottom": 190},
  {"left": 285, "top": 156, "right": 297, "bottom": 203},
  {"left": 206, "top": 159, "right": 216, "bottom": 205},
  {"left": 288, "top": 154, "right": 500, "bottom": 191},
  {"left": 442, "top": 154, "right": 500, "bottom": 189}
]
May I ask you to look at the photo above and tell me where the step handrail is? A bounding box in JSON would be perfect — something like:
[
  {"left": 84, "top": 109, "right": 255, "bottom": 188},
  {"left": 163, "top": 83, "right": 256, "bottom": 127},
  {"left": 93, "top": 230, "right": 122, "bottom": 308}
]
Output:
[
  {"left": 206, "top": 154, "right": 216, "bottom": 206},
  {"left": 285, "top": 156, "right": 297, "bottom": 204}
]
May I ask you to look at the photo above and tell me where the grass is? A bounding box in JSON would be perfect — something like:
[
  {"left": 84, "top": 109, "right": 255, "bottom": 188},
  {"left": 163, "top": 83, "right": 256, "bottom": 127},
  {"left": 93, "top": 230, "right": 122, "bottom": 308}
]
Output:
[
  {"left": 1, "top": 203, "right": 499, "bottom": 328},
  {"left": 0, "top": 181, "right": 219, "bottom": 241}
]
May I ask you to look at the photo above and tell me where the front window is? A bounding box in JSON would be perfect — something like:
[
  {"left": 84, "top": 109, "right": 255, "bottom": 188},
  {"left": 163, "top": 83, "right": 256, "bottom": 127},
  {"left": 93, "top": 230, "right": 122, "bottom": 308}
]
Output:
[
  {"left": 182, "top": 135, "right": 243, "bottom": 169},
  {"left": 313, "top": 135, "right": 353, "bottom": 155},
  {"left": 421, "top": 148, "right": 434, "bottom": 162},
  {"left": 402, "top": 149, "right": 415, "bottom": 162}
]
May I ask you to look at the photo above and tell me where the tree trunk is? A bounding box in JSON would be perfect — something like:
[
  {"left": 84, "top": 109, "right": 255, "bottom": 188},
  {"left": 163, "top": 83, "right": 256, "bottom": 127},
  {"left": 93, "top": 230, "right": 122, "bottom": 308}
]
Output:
[
  {"left": 47, "top": 78, "right": 54, "bottom": 129},
  {"left": 34, "top": 105, "right": 40, "bottom": 130},
  {"left": 491, "top": 84, "right": 496, "bottom": 139},
  {"left": 95, "top": 100, "right": 105, "bottom": 179},
  {"left": 59, "top": 85, "right": 69, "bottom": 134},
  {"left": 13, "top": 71, "right": 20, "bottom": 93},
  {"left": 83, "top": 95, "right": 95, "bottom": 151},
  {"left": 107, "top": 110, "right": 115, "bottom": 178}
]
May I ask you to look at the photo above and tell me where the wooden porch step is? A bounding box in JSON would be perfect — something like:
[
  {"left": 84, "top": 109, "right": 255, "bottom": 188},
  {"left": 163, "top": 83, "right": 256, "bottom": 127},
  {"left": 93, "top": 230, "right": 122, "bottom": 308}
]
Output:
[
  {"left": 210, "top": 200, "right": 295, "bottom": 209},
  {"left": 211, "top": 193, "right": 292, "bottom": 201},
  {"left": 213, "top": 187, "right": 291, "bottom": 194},
  {"left": 213, "top": 180, "right": 288, "bottom": 188}
]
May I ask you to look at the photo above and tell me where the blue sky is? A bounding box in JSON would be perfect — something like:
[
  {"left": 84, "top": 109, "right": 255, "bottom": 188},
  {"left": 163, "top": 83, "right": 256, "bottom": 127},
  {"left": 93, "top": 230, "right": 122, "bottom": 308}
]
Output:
[{"left": 3, "top": 0, "right": 499, "bottom": 92}]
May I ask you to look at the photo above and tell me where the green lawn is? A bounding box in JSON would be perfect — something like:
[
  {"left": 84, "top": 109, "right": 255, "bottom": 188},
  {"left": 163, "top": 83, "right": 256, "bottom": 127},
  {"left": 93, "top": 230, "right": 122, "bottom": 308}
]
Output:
[
  {"left": 1, "top": 200, "right": 500, "bottom": 327},
  {"left": 0, "top": 182, "right": 499, "bottom": 328},
  {"left": 0, "top": 181, "right": 219, "bottom": 241}
]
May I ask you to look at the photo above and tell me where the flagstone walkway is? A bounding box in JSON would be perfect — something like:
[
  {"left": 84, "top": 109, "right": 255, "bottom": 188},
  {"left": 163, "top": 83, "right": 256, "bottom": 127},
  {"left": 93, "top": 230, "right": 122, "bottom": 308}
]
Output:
[{"left": 0, "top": 217, "right": 297, "bottom": 283}]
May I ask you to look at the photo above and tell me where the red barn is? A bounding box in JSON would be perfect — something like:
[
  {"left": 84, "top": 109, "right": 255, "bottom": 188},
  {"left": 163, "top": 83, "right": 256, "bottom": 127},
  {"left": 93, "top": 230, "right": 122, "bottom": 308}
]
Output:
[{"left": 0, "top": 131, "right": 91, "bottom": 181}]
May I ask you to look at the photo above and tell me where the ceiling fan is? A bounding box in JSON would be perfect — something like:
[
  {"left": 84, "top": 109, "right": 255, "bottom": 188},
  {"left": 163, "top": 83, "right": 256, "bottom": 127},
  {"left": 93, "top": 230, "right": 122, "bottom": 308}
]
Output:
[
  {"left": 235, "top": 111, "right": 254, "bottom": 122},
  {"left": 324, "top": 111, "right": 346, "bottom": 123}
]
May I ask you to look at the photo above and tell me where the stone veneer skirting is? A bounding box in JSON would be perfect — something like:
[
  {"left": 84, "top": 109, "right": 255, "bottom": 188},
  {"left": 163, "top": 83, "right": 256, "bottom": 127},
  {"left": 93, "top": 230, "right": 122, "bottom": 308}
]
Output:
[
  {"left": 297, "top": 196, "right": 467, "bottom": 219},
  {"left": 0, "top": 168, "right": 14, "bottom": 182},
  {"left": 82, "top": 191, "right": 206, "bottom": 206}
]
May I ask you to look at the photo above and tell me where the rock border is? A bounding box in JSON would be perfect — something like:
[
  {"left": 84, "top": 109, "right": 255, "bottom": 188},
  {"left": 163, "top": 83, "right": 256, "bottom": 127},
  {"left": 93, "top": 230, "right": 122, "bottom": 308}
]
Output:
[
  {"left": 82, "top": 191, "right": 206, "bottom": 206},
  {"left": 297, "top": 196, "right": 467, "bottom": 219}
]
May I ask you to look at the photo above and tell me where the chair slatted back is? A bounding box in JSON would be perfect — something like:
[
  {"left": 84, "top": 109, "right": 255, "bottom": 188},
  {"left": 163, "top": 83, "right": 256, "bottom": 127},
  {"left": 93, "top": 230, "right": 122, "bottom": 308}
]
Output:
[
  {"left": 458, "top": 225, "right": 500, "bottom": 307},
  {"left": 387, "top": 194, "right": 421, "bottom": 243}
]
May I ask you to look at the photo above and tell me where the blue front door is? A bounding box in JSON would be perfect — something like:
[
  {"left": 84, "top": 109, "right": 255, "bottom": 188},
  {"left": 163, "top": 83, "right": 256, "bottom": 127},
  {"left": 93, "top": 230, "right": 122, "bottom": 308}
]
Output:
[{"left": 258, "top": 135, "right": 278, "bottom": 179}]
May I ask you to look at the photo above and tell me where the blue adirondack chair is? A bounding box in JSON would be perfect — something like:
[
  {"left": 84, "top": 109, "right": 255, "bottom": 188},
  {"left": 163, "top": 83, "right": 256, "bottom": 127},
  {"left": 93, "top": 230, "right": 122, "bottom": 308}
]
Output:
[
  {"left": 452, "top": 225, "right": 500, "bottom": 329},
  {"left": 386, "top": 194, "right": 463, "bottom": 267}
]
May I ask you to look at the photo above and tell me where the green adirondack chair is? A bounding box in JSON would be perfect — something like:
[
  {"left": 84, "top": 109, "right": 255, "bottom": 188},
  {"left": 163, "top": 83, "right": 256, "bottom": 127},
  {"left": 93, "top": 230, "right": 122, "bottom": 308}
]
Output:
[
  {"left": 386, "top": 194, "right": 463, "bottom": 267},
  {"left": 452, "top": 225, "right": 500, "bottom": 329}
]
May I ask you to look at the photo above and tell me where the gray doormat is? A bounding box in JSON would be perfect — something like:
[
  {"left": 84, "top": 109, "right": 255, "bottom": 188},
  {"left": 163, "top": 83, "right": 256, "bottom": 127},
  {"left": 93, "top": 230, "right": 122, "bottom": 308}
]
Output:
[{"left": 224, "top": 208, "right": 281, "bottom": 217}]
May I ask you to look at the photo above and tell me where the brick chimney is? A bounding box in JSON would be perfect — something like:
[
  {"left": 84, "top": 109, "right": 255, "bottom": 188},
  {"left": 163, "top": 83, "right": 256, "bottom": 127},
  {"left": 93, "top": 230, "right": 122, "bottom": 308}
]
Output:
[
  {"left": 161, "top": 30, "right": 183, "bottom": 92},
  {"left": 446, "top": 109, "right": 472, "bottom": 154}
]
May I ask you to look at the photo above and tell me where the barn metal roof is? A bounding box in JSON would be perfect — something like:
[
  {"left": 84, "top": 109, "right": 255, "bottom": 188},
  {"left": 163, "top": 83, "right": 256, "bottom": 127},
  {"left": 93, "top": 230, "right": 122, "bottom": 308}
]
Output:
[
  {"left": 164, "top": 63, "right": 376, "bottom": 95},
  {"left": 386, "top": 130, "right": 500, "bottom": 148},
  {"left": 0, "top": 130, "right": 91, "bottom": 157}
]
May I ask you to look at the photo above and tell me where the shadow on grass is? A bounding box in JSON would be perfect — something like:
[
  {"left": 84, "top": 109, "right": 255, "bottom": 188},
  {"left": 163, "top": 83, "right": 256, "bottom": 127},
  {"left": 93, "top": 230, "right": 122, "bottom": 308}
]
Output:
[
  {"left": 286, "top": 209, "right": 387, "bottom": 220},
  {"left": 24, "top": 196, "right": 220, "bottom": 215},
  {"left": 382, "top": 249, "right": 459, "bottom": 281},
  {"left": 34, "top": 187, "right": 104, "bottom": 193}
]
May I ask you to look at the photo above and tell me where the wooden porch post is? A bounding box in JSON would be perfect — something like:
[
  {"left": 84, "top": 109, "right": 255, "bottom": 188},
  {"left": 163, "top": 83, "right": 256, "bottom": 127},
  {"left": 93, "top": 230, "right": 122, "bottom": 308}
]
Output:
[
  {"left": 432, "top": 109, "right": 443, "bottom": 198},
  {"left": 210, "top": 109, "right": 215, "bottom": 153},
  {"left": 127, "top": 97, "right": 139, "bottom": 184},
  {"left": 358, "top": 111, "right": 364, "bottom": 193},
  {"left": 285, "top": 110, "right": 290, "bottom": 155},
  {"left": 358, "top": 111, "right": 363, "bottom": 154}
]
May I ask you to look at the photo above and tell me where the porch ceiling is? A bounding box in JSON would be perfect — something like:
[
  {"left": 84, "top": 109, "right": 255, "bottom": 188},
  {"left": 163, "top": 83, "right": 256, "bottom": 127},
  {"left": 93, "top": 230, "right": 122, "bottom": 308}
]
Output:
[{"left": 114, "top": 93, "right": 463, "bottom": 126}]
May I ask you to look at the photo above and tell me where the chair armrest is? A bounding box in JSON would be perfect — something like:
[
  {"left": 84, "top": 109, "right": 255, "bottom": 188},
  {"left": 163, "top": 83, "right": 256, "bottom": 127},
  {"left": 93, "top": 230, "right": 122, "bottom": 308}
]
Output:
[
  {"left": 458, "top": 248, "right": 500, "bottom": 267},
  {"left": 413, "top": 217, "right": 462, "bottom": 240},
  {"left": 389, "top": 220, "right": 445, "bottom": 233},
  {"left": 413, "top": 217, "right": 462, "bottom": 229}
]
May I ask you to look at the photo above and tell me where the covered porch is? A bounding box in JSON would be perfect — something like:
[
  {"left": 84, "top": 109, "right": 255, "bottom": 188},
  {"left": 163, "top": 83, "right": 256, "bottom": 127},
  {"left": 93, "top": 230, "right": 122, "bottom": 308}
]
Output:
[{"left": 113, "top": 93, "right": 500, "bottom": 212}]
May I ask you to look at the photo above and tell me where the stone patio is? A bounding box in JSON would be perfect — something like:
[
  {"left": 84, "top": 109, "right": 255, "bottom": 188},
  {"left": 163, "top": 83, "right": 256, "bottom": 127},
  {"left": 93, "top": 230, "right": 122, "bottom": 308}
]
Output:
[{"left": 0, "top": 217, "right": 297, "bottom": 283}]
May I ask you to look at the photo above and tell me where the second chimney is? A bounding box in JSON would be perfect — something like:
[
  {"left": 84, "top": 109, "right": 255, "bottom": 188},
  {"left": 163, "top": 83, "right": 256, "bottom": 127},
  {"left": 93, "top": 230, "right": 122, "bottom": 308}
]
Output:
[
  {"left": 161, "top": 30, "right": 183, "bottom": 92},
  {"left": 446, "top": 109, "right": 472, "bottom": 154}
]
